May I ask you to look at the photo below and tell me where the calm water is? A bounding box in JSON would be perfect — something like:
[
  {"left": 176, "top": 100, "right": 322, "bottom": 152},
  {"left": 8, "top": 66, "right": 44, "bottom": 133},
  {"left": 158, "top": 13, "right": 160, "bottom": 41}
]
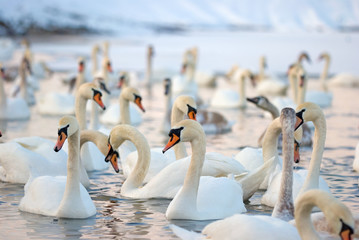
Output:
[{"left": 0, "top": 32, "right": 359, "bottom": 239}]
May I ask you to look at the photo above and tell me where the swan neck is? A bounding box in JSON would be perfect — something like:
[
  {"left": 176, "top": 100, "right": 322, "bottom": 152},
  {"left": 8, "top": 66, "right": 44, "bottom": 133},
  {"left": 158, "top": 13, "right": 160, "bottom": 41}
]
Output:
[
  {"left": 75, "top": 71, "right": 85, "bottom": 92},
  {"left": 145, "top": 52, "right": 152, "bottom": 85},
  {"left": 62, "top": 129, "right": 81, "bottom": 202},
  {"left": 75, "top": 94, "right": 87, "bottom": 131},
  {"left": 80, "top": 130, "right": 108, "bottom": 156},
  {"left": 272, "top": 115, "right": 295, "bottom": 221},
  {"left": 121, "top": 128, "right": 151, "bottom": 191},
  {"left": 299, "top": 116, "right": 326, "bottom": 196},
  {"left": 171, "top": 107, "right": 187, "bottom": 159},
  {"left": 0, "top": 76, "right": 6, "bottom": 107},
  {"left": 297, "top": 76, "right": 307, "bottom": 105},
  {"left": 239, "top": 75, "right": 246, "bottom": 108},
  {"left": 262, "top": 118, "right": 281, "bottom": 163},
  {"left": 119, "top": 95, "right": 131, "bottom": 125},
  {"left": 177, "top": 135, "right": 206, "bottom": 206},
  {"left": 92, "top": 48, "right": 98, "bottom": 76},
  {"left": 289, "top": 74, "right": 298, "bottom": 104},
  {"left": 320, "top": 58, "right": 330, "bottom": 92},
  {"left": 89, "top": 101, "right": 100, "bottom": 130}
]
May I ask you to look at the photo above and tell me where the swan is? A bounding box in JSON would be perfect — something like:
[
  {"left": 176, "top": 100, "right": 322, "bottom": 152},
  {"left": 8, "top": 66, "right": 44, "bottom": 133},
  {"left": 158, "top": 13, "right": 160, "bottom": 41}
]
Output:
[
  {"left": 105, "top": 122, "right": 248, "bottom": 201},
  {"left": 297, "top": 60, "right": 333, "bottom": 108},
  {"left": 246, "top": 96, "right": 312, "bottom": 147},
  {"left": 255, "top": 56, "right": 288, "bottom": 97},
  {"left": 144, "top": 45, "right": 154, "bottom": 93},
  {"left": 19, "top": 116, "right": 96, "bottom": 219},
  {"left": 75, "top": 82, "right": 108, "bottom": 172},
  {"left": 162, "top": 119, "right": 246, "bottom": 220},
  {"left": 0, "top": 64, "right": 30, "bottom": 120},
  {"left": 100, "top": 86, "right": 145, "bottom": 126},
  {"left": 261, "top": 102, "right": 331, "bottom": 207},
  {"left": 210, "top": 69, "right": 254, "bottom": 109},
  {"left": 235, "top": 106, "right": 301, "bottom": 190},
  {"left": 172, "top": 50, "right": 199, "bottom": 101},
  {"left": 37, "top": 58, "right": 87, "bottom": 116},
  {"left": 163, "top": 78, "right": 233, "bottom": 135},
  {"left": 171, "top": 190, "right": 355, "bottom": 240}
]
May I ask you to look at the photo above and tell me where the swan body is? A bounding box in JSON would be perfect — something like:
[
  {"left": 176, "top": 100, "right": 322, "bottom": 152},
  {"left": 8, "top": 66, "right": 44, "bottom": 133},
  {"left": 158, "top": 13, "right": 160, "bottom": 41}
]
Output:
[
  {"left": 174, "top": 190, "right": 354, "bottom": 240},
  {"left": 328, "top": 73, "right": 359, "bottom": 88},
  {"left": 106, "top": 123, "right": 247, "bottom": 201},
  {"left": 163, "top": 120, "right": 246, "bottom": 220},
  {"left": 100, "top": 86, "right": 145, "bottom": 126},
  {"left": 0, "top": 64, "right": 30, "bottom": 120},
  {"left": 210, "top": 69, "right": 253, "bottom": 109},
  {"left": 19, "top": 116, "right": 96, "bottom": 219},
  {"left": 262, "top": 102, "right": 331, "bottom": 207}
]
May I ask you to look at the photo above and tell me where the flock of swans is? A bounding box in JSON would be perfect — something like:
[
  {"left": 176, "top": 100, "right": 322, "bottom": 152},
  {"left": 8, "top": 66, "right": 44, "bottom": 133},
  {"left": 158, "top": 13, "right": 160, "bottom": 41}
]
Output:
[{"left": 0, "top": 39, "right": 359, "bottom": 240}]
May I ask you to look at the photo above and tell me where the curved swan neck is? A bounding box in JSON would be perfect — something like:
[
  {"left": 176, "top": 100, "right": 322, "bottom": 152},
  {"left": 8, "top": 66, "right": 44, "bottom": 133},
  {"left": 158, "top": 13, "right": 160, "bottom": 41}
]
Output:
[
  {"left": 171, "top": 106, "right": 188, "bottom": 159},
  {"left": 262, "top": 118, "right": 281, "bottom": 163},
  {"left": 299, "top": 114, "right": 326, "bottom": 196},
  {"left": 272, "top": 110, "right": 295, "bottom": 221},
  {"left": 297, "top": 75, "right": 308, "bottom": 105},
  {"left": 119, "top": 127, "right": 151, "bottom": 191},
  {"left": 320, "top": 57, "right": 330, "bottom": 92},
  {"left": 119, "top": 95, "right": 131, "bottom": 124},
  {"left": 177, "top": 132, "right": 206, "bottom": 206},
  {"left": 62, "top": 129, "right": 81, "bottom": 201},
  {"left": 75, "top": 94, "right": 87, "bottom": 131},
  {"left": 75, "top": 70, "right": 85, "bottom": 92},
  {"left": 266, "top": 102, "right": 280, "bottom": 119},
  {"left": 259, "top": 58, "right": 265, "bottom": 81},
  {"left": 80, "top": 130, "right": 108, "bottom": 156}
]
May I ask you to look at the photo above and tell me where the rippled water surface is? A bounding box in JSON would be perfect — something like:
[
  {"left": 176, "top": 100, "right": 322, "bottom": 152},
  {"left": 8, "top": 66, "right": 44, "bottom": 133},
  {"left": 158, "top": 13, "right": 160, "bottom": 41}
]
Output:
[{"left": 0, "top": 32, "right": 359, "bottom": 239}]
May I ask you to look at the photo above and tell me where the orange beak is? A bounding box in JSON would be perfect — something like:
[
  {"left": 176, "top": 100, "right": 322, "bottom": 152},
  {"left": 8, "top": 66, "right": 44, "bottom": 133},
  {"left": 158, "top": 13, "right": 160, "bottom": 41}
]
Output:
[
  {"left": 294, "top": 140, "right": 300, "bottom": 163},
  {"left": 162, "top": 134, "right": 180, "bottom": 153},
  {"left": 135, "top": 97, "right": 145, "bottom": 112},
  {"left": 188, "top": 110, "right": 196, "bottom": 121},
  {"left": 340, "top": 229, "right": 353, "bottom": 240},
  {"left": 54, "top": 132, "right": 67, "bottom": 152},
  {"left": 78, "top": 64, "right": 84, "bottom": 73},
  {"left": 105, "top": 144, "right": 119, "bottom": 173},
  {"left": 94, "top": 92, "right": 106, "bottom": 110}
]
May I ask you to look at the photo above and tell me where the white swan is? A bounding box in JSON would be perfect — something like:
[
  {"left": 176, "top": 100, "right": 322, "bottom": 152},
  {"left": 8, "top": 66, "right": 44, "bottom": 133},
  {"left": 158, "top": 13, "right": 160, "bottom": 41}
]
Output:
[
  {"left": 187, "top": 47, "right": 216, "bottom": 87},
  {"left": 75, "top": 82, "right": 108, "bottom": 171},
  {"left": 19, "top": 116, "right": 96, "bottom": 219},
  {"left": 261, "top": 102, "right": 331, "bottom": 207},
  {"left": 105, "top": 122, "right": 247, "bottom": 201},
  {"left": 172, "top": 190, "right": 355, "bottom": 240},
  {"left": 37, "top": 58, "right": 87, "bottom": 116},
  {"left": 100, "top": 86, "right": 145, "bottom": 126},
  {"left": 162, "top": 119, "right": 246, "bottom": 220},
  {"left": 0, "top": 64, "right": 30, "bottom": 120},
  {"left": 210, "top": 69, "right": 254, "bottom": 109},
  {"left": 246, "top": 96, "right": 312, "bottom": 147},
  {"left": 255, "top": 56, "right": 288, "bottom": 97}
]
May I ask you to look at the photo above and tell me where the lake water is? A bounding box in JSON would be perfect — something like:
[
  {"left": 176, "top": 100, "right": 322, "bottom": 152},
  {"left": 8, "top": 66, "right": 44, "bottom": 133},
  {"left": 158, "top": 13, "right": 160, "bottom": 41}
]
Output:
[{"left": 0, "top": 31, "right": 359, "bottom": 239}]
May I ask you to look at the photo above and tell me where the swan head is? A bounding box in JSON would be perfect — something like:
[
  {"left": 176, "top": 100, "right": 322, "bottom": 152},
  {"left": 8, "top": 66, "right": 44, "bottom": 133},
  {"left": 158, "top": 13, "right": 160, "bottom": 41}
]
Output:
[
  {"left": 54, "top": 116, "right": 79, "bottom": 152},
  {"left": 120, "top": 87, "right": 145, "bottom": 112},
  {"left": 318, "top": 52, "right": 330, "bottom": 62},
  {"left": 77, "top": 57, "right": 85, "bottom": 73},
  {"left": 298, "top": 52, "right": 311, "bottom": 64},
  {"left": 117, "top": 72, "right": 129, "bottom": 89},
  {"left": 295, "top": 102, "right": 323, "bottom": 127},
  {"left": 105, "top": 137, "right": 120, "bottom": 173},
  {"left": 163, "top": 119, "right": 204, "bottom": 153},
  {"left": 93, "top": 77, "right": 111, "bottom": 94},
  {"left": 78, "top": 83, "right": 106, "bottom": 110},
  {"left": 164, "top": 78, "right": 171, "bottom": 95},
  {"left": 240, "top": 69, "right": 256, "bottom": 87},
  {"left": 225, "top": 64, "right": 240, "bottom": 80},
  {"left": 0, "top": 64, "right": 5, "bottom": 79},
  {"left": 246, "top": 96, "right": 272, "bottom": 111},
  {"left": 102, "top": 57, "right": 113, "bottom": 73},
  {"left": 173, "top": 95, "right": 197, "bottom": 121}
]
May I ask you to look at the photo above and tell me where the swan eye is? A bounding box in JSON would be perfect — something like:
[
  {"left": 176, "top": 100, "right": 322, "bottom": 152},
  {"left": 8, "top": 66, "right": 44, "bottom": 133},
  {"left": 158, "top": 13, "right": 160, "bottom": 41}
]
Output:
[
  {"left": 133, "top": 93, "right": 142, "bottom": 101},
  {"left": 57, "top": 124, "right": 69, "bottom": 137},
  {"left": 92, "top": 88, "right": 102, "bottom": 97}
]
